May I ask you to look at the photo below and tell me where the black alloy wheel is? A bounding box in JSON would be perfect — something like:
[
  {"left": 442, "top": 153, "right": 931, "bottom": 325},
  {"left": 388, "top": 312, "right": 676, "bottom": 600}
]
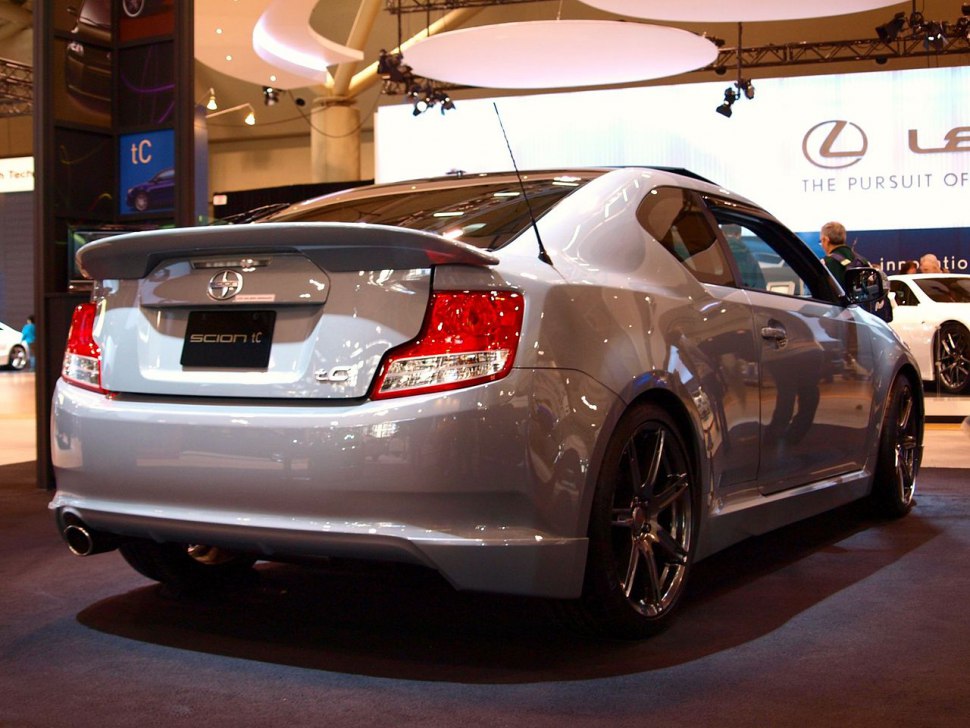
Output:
[
  {"left": 872, "top": 375, "right": 920, "bottom": 518},
  {"left": 578, "top": 403, "right": 697, "bottom": 639},
  {"left": 936, "top": 322, "right": 970, "bottom": 394}
]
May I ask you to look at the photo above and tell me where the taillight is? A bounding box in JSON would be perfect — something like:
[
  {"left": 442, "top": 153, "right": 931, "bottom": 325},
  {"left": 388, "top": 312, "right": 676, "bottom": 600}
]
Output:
[
  {"left": 62, "top": 302, "right": 105, "bottom": 394},
  {"left": 371, "top": 290, "right": 524, "bottom": 399}
]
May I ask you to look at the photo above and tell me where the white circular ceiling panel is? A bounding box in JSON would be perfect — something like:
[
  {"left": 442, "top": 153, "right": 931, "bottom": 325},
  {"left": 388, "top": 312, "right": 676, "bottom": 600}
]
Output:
[
  {"left": 579, "top": 0, "right": 905, "bottom": 22},
  {"left": 404, "top": 21, "right": 719, "bottom": 90}
]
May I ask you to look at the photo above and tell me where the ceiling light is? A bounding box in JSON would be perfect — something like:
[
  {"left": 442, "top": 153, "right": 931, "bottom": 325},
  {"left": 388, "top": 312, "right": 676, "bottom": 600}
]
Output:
[
  {"left": 205, "top": 88, "right": 218, "bottom": 111},
  {"left": 923, "top": 21, "right": 946, "bottom": 51},
  {"left": 876, "top": 11, "right": 906, "bottom": 43},
  {"left": 262, "top": 86, "right": 280, "bottom": 106},
  {"left": 716, "top": 87, "right": 737, "bottom": 117},
  {"left": 205, "top": 102, "right": 256, "bottom": 126}
]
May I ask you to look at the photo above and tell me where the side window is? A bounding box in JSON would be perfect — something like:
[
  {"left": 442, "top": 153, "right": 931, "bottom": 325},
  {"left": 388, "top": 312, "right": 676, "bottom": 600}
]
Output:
[
  {"left": 718, "top": 222, "right": 813, "bottom": 296},
  {"left": 637, "top": 187, "right": 734, "bottom": 286},
  {"left": 712, "top": 213, "right": 833, "bottom": 300},
  {"left": 890, "top": 280, "right": 917, "bottom": 306}
]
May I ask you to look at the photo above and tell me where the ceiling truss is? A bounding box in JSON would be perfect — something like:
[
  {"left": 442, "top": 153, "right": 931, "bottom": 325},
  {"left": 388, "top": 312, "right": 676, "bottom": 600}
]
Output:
[{"left": 0, "top": 57, "right": 30, "bottom": 118}]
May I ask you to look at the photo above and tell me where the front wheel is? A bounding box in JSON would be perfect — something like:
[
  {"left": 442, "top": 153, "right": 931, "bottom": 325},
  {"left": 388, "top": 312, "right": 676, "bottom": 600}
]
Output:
[
  {"left": 935, "top": 322, "right": 970, "bottom": 394},
  {"left": 119, "top": 540, "right": 256, "bottom": 591},
  {"left": 871, "top": 376, "right": 920, "bottom": 518},
  {"left": 573, "top": 403, "right": 698, "bottom": 639}
]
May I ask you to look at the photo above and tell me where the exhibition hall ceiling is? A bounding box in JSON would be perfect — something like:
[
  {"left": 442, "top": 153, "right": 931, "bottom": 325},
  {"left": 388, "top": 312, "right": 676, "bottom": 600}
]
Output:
[{"left": 0, "top": 0, "right": 967, "bottom": 135}]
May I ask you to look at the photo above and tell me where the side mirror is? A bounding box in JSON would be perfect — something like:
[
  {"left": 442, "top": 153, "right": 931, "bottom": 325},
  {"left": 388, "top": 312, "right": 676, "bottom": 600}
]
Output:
[
  {"left": 844, "top": 267, "right": 883, "bottom": 303},
  {"left": 844, "top": 267, "right": 893, "bottom": 322}
]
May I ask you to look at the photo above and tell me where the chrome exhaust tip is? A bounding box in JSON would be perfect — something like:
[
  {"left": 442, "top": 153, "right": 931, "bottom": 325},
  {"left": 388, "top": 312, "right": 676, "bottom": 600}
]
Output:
[{"left": 62, "top": 522, "right": 118, "bottom": 557}]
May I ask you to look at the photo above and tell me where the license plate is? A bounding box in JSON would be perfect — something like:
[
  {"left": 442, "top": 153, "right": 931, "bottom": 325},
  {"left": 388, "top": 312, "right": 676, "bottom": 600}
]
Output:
[{"left": 181, "top": 310, "right": 276, "bottom": 368}]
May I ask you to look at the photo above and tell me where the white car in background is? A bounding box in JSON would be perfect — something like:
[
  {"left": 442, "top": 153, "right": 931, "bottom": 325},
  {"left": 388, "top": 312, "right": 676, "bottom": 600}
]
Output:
[
  {"left": 889, "top": 274, "right": 970, "bottom": 394},
  {"left": 0, "top": 320, "right": 28, "bottom": 370}
]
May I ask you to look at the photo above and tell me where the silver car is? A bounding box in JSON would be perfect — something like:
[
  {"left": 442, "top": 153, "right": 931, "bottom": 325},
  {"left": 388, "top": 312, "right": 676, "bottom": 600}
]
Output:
[{"left": 50, "top": 168, "right": 922, "bottom": 638}]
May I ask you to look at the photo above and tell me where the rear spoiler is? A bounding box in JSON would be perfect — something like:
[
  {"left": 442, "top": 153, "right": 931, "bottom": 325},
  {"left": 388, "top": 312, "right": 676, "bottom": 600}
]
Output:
[{"left": 76, "top": 222, "right": 499, "bottom": 280}]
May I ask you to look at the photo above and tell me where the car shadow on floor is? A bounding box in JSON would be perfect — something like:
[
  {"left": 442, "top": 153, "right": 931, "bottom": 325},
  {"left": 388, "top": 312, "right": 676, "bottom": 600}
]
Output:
[{"left": 75, "top": 499, "right": 940, "bottom": 684}]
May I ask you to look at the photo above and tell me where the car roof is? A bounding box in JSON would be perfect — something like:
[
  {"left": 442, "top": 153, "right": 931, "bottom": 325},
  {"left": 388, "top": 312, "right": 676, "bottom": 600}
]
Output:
[{"left": 271, "top": 167, "right": 743, "bottom": 217}]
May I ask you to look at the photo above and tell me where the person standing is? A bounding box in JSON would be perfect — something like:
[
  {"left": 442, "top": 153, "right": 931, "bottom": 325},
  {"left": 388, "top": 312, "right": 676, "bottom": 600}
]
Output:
[
  {"left": 820, "top": 221, "right": 867, "bottom": 288},
  {"left": 919, "top": 253, "right": 944, "bottom": 273},
  {"left": 20, "top": 314, "right": 36, "bottom": 371}
]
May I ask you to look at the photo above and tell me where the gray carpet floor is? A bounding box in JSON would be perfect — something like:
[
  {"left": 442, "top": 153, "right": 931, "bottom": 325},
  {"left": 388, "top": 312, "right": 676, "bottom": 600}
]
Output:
[{"left": 2, "top": 461, "right": 968, "bottom": 727}]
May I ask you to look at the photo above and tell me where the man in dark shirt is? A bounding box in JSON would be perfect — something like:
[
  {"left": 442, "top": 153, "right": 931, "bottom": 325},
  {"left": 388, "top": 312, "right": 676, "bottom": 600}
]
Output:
[{"left": 820, "top": 221, "right": 866, "bottom": 288}]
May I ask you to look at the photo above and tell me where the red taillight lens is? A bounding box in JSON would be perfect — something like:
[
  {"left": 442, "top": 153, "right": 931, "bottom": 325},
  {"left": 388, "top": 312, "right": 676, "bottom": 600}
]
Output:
[
  {"left": 62, "top": 302, "right": 105, "bottom": 394},
  {"left": 371, "top": 290, "right": 524, "bottom": 400}
]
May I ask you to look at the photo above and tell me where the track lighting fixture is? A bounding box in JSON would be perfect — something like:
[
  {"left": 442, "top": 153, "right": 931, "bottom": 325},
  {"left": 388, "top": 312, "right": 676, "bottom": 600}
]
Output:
[
  {"left": 874, "top": 4, "right": 970, "bottom": 51},
  {"left": 876, "top": 12, "right": 906, "bottom": 43},
  {"left": 262, "top": 86, "right": 280, "bottom": 106},
  {"left": 407, "top": 81, "right": 456, "bottom": 116},
  {"left": 205, "top": 88, "right": 217, "bottom": 111},
  {"left": 205, "top": 102, "right": 256, "bottom": 126},
  {"left": 716, "top": 87, "right": 737, "bottom": 117}
]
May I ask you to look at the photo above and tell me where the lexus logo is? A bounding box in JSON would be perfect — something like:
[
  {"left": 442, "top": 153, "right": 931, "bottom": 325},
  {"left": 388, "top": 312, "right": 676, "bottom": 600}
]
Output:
[
  {"left": 802, "top": 120, "right": 868, "bottom": 169},
  {"left": 207, "top": 270, "right": 243, "bottom": 301}
]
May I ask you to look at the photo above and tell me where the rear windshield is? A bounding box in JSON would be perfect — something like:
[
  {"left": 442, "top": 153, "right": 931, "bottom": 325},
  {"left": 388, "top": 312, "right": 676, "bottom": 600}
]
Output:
[
  {"left": 265, "top": 176, "right": 594, "bottom": 250},
  {"left": 914, "top": 277, "right": 970, "bottom": 303}
]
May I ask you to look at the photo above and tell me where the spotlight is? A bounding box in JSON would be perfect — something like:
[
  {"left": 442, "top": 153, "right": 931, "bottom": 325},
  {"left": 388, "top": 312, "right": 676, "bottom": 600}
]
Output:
[
  {"left": 440, "top": 95, "right": 456, "bottom": 114},
  {"left": 262, "top": 86, "right": 280, "bottom": 106},
  {"left": 876, "top": 11, "right": 906, "bottom": 43},
  {"left": 716, "top": 87, "right": 737, "bottom": 117},
  {"left": 964, "top": 3, "right": 970, "bottom": 16},
  {"left": 923, "top": 20, "right": 946, "bottom": 50},
  {"left": 205, "top": 88, "right": 217, "bottom": 111},
  {"left": 378, "top": 49, "right": 413, "bottom": 85},
  {"left": 739, "top": 79, "right": 755, "bottom": 100}
]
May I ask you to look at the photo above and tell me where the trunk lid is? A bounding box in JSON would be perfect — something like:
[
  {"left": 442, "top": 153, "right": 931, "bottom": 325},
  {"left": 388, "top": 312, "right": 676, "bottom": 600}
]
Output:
[{"left": 80, "top": 223, "right": 497, "bottom": 399}]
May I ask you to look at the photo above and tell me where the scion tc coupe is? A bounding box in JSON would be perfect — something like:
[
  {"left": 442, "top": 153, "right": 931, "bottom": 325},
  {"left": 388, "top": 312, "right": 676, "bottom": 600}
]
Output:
[{"left": 50, "top": 168, "right": 923, "bottom": 638}]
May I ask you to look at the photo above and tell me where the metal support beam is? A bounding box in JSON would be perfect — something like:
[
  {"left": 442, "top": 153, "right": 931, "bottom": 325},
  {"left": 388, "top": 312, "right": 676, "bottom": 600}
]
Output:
[
  {"left": 712, "top": 35, "right": 970, "bottom": 71},
  {"left": 0, "top": 57, "right": 32, "bottom": 116}
]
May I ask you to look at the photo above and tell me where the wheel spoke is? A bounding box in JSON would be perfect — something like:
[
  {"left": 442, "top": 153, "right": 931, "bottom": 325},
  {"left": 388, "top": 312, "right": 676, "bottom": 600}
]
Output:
[
  {"left": 641, "top": 540, "right": 662, "bottom": 607},
  {"left": 897, "top": 390, "right": 913, "bottom": 430},
  {"left": 649, "top": 472, "right": 689, "bottom": 516},
  {"left": 622, "top": 541, "right": 641, "bottom": 599},
  {"left": 641, "top": 429, "right": 665, "bottom": 498},
  {"left": 650, "top": 525, "right": 688, "bottom": 565},
  {"left": 611, "top": 508, "right": 634, "bottom": 528}
]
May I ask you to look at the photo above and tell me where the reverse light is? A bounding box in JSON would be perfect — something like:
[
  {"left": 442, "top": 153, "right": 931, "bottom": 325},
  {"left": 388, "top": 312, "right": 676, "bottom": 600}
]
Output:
[
  {"left": 62, "top": 302, "right": 105, "bottom": 394},
  {"left": 371, "top": 291, "right": 524, "bottom": 399}
]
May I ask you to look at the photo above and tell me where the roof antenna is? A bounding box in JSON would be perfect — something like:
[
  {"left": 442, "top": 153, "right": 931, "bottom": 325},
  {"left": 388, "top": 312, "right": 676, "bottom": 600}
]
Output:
[{"left": 492, "top": 103, "right": 553, "bottom": 266}]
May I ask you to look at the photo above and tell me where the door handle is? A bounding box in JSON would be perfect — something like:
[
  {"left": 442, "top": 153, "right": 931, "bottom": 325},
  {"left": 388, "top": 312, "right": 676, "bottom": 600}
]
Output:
[{"left": 761, "top": 325, "right": 788, "bottom": 348}]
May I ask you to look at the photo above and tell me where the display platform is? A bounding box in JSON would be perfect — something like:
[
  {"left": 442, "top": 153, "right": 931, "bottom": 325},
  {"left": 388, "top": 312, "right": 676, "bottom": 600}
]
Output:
[{"left": 925, "top": 391, "right": 970, "bottom": 423}]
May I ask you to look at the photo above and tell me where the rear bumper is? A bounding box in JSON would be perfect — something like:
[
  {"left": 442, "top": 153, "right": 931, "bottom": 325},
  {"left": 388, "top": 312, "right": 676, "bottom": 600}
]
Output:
[{"left": 50, "top": 370, "right": 619, "bottom": 598}]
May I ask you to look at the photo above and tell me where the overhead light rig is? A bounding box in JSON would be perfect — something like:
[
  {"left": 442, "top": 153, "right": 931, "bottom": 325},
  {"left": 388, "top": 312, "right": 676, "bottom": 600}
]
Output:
[
  {"left": 711, "top": 32, "right": 970, "bottom": 74},
  {"left": 0, "top": 58, "right": 32, "bottom": 118},
  {"left": 378, "top": 49, "right": 457, "bottom": 115}
]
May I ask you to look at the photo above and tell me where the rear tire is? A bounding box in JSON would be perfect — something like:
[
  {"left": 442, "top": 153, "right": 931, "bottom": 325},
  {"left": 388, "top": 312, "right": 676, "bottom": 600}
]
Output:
[
  {"left": 572, "top": 403, "right": 698, "bottom": 639},
  {"left": 871, "top": 375, "right": 920, "bottom": 518},
  {"left": 119, "top": 540, "right": 256, "bottom": 591}
]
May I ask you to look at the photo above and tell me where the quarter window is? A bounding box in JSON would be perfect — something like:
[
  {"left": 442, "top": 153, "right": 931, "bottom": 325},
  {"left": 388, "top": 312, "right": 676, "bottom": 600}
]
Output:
[{"left": 637, "top": 187, "right": 734, "bottom": 286}]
